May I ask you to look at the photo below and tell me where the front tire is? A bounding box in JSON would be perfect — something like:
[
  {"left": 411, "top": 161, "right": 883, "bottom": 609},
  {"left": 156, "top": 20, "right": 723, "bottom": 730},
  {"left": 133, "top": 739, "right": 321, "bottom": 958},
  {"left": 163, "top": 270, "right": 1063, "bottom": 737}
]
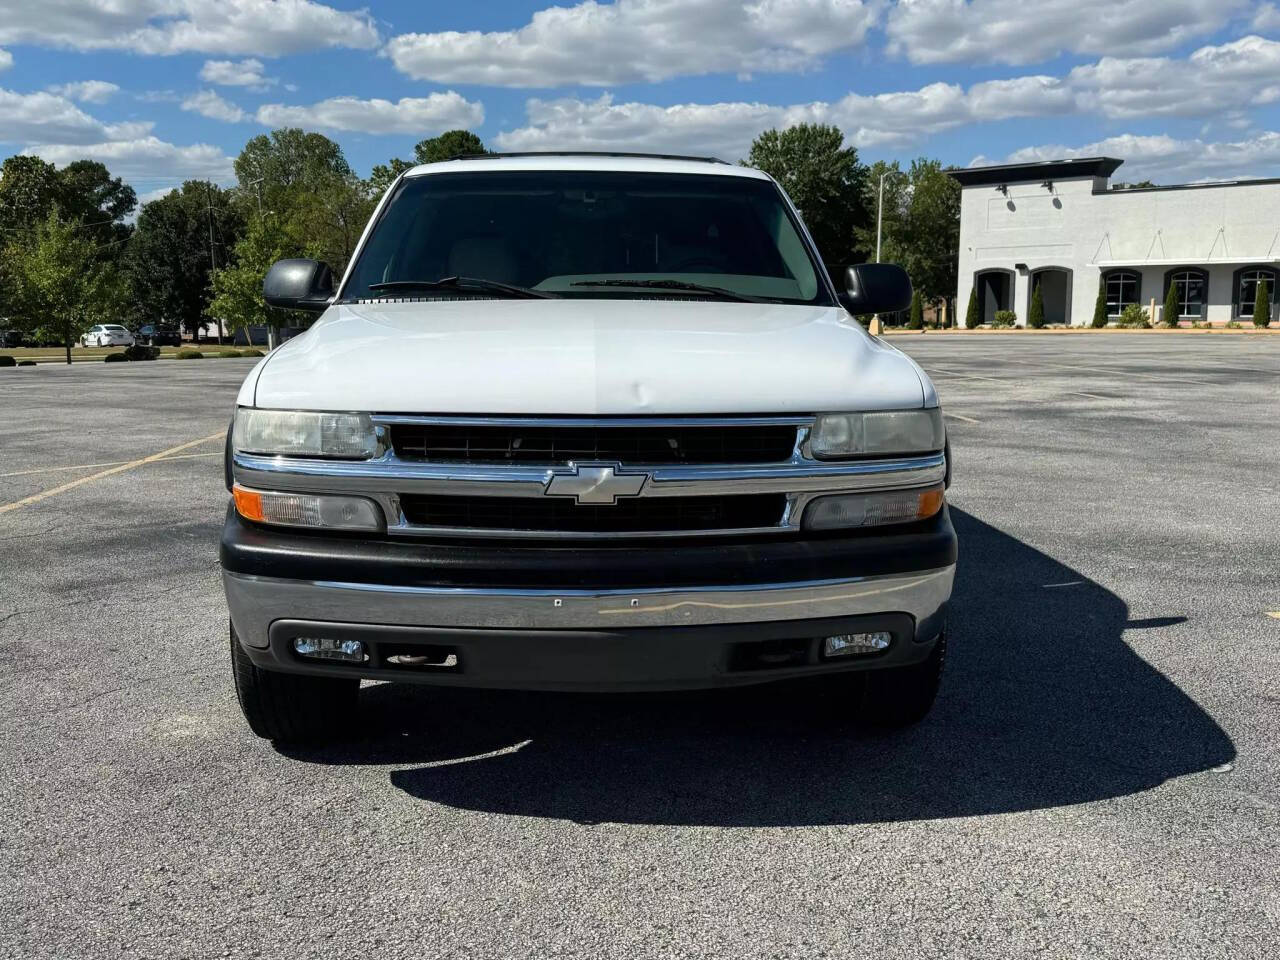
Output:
[
  {"left": 229, "top": 622, "right": 359, "bottom": 743},
  {"left": 857, "top": 630, "right": 946, "bottom": 728}
]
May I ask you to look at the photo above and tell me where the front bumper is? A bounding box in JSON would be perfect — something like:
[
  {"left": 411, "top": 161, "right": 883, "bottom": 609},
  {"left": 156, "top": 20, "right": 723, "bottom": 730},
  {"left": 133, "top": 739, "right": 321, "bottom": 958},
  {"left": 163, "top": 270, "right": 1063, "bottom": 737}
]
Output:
[{"left": 221, "top": 507, "right": 956, "bottom": 691}]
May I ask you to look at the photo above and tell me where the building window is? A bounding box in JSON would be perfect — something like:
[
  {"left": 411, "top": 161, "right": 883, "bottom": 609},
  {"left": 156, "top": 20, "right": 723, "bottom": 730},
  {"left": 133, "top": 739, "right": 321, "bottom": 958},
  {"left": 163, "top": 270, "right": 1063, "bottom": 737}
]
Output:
[
  {"left": 1164, "top": 268, "right": 1208, "bottom": 319},
  {"left": 1235, "top": 266, "right": 1277, "bottom": 319},
  {"left": 1103, "top": 270, "right": 1140, "bottom": 317}
]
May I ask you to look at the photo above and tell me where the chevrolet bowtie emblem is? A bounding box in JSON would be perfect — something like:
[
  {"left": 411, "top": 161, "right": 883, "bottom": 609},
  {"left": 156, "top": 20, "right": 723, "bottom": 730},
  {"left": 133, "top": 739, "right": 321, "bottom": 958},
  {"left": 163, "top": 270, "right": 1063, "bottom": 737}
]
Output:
[{"left": 544, "top": 463, "right": 648, "bottom": 504}]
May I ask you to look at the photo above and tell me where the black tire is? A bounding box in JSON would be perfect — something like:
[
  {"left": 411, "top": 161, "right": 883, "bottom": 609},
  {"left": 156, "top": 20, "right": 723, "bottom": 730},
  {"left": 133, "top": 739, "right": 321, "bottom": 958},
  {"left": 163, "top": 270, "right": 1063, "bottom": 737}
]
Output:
[
  {"left": 229, "top": 622, "right": 359, "bottom": 743},
  {"left": 858, "top": 630, "right": 946, "bottom": 729}
]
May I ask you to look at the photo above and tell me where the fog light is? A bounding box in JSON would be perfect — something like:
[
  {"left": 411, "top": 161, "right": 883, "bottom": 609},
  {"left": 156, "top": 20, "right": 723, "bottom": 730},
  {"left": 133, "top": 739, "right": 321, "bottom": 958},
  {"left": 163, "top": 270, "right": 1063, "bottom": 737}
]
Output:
[
  {"left": 292, "top": 637, "right": 367, "bottom": 663},
  {"left": 822, "top": 632, "right": 891, "bottom": 658}
]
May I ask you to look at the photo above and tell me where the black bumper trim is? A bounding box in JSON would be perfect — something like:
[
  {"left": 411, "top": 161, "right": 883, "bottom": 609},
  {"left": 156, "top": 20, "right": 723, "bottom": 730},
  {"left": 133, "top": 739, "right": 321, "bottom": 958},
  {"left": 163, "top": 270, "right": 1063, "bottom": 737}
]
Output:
[{"left": 220, "top": 504, "right": 957, "bottom": 591}]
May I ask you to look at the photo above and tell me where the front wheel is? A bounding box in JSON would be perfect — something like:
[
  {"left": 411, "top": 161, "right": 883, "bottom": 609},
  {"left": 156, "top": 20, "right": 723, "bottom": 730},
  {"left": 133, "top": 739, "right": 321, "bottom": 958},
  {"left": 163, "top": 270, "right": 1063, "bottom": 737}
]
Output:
[
  {"left": 858, "top": 630, "right": 946, "bottom": 728},
  {"left": 229, "top": 622, "right": 359, "bottom": 743}
]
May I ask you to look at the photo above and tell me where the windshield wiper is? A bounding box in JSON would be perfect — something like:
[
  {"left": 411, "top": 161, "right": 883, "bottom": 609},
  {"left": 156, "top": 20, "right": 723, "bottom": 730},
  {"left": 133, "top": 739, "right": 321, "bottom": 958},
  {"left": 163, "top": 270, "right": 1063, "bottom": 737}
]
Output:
[
  {"left": 366, "top": 276, "right": 558, "bottom": 299},
  {"left": 569, "top": 279, "right": 766, "bottom": 303}
]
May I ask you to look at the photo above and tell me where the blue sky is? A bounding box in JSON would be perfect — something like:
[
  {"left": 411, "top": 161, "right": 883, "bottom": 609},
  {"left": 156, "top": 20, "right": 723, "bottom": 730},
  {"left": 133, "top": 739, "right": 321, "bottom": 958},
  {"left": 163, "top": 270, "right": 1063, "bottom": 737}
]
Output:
[{"left": 3, "top": 1, "right": 1280, "bottom": 204}]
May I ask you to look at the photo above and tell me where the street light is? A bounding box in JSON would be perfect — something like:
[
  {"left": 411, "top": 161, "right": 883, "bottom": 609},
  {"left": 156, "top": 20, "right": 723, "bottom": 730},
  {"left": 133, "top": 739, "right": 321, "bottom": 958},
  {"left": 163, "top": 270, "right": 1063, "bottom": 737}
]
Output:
[{"left": 870, "top": 171, "right": 886, "bottom": 336}]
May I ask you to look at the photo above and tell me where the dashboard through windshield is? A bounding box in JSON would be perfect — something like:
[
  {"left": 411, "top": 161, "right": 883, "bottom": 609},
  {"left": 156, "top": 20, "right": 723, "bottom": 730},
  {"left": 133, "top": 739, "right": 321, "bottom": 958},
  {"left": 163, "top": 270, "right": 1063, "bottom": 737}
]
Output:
[{"left": 339, "top": 170, "right": 831, "bottom": 305}]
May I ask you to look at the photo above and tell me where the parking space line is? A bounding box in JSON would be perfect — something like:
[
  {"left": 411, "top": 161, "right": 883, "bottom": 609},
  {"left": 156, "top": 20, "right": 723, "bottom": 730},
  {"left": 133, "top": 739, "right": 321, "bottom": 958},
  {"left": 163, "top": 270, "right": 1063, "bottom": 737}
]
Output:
[
  {"left": 945, "top": 412, "right": 980, "bottom": 424},
  {"left": 0, "top": 451, "right": 221, "bottom": 479},
  {"left": 0, "top": 432, "right": 226, "bottom": 515}
]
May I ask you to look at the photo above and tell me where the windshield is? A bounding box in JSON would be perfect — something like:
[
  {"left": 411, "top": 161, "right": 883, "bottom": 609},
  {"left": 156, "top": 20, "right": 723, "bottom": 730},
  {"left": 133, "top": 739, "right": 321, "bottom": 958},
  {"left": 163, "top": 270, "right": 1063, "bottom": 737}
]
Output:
[{"left": 340, "top": 170, "right": 829, "bottom": 305}]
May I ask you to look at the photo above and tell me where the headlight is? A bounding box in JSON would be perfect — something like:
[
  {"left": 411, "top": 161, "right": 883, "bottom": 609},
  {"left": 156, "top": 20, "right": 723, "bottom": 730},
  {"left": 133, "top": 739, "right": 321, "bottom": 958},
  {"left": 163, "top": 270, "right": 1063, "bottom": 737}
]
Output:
[
  {"left": 233, "top": 408, "right": 377, "bottom": 459},
  {"left": 810, "top": 408, "right": 944, "bottom": 459}
]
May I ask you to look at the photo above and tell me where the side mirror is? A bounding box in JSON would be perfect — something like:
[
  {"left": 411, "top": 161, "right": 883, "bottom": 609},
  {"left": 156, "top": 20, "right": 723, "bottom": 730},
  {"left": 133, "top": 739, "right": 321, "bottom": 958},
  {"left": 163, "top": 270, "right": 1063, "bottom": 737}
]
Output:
[
  {"left": 840, "top": 263, "right": 912, "bottom": 316},
  {"left": 263, "top": 259, "right": 335, "bottom": 312}
]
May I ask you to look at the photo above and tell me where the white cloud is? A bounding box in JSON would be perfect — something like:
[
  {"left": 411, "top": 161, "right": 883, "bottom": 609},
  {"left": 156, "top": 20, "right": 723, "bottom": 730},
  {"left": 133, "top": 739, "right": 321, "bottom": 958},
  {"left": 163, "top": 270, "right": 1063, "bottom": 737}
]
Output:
[
  {"left": 0, "top": 87, "right": 149, "bottom": 145},
  {"left": 182, "top": 89, "right": 248, "bottom": 122},
  {"left": 387, "top": 0, "right": 880, "bottom": 86},
  {"left": 1255, "top": 2, "right": 1280, "bottom": 31},
  {"left": 886, "top": 0, "right": 1250, "bottom": 65},
  {"left": 0, "top": 48, "right": 11, "bottom": 72},
  {"left": 494, "top": 79, "right": 1071, "bottom": 159},
  {"left": 22, "top": 136, "right": 235, "bottom": 184},
  {"left": 255, "top": 92, "right": 484, "bottom": 134},
  {"left": 0, "top": 0, "right": 379, "bottom": 56},
  {"left": 46, "top": 80, "right": 120, "bottom": 103},
  {"left": 1003, "top": 131, "right": 1280, "bottom": 183},
  {"left": 200, "top": 57, "right": 275, "bottom": 89}
]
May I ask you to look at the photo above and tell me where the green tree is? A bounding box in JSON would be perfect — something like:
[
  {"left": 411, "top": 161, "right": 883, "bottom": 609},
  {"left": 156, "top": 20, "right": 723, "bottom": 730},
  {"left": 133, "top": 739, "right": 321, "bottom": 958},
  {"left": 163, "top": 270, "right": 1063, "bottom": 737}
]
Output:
[
  {"left": 965, "top": 287, "right": 979, "bottom": 329},
  {"left": 367, "top": 156, "right": 414, "bottom": 197},
  {"left": 1163, "top": 280, "right": 1180, "bottom": 328},
  {"left": 908, "top": 290, "right": 924, "bottom": 329},
  {"left": 5, "top": 208, "right": 127, "bottom": 363},
  {"left": 368, "top": 130, "right": 489, "bottom": 197},
  {"left": 1253, "top": 278, "right": 1271, "bottom": 328},
  {"left": 123, "top": 181, "right": 242, "bottom": 342},
  {"left": 1092, "top": 284, "right": 1108, "bottom": 327},
  {"left": 746, "top": 124, "right": 869, "bottom": 271},
  {"left": 1027, "top": 282, "right": 1046, "bottom": 328},
  {"left": 207, "top": 216, "right": 306, "bottom": 348}
]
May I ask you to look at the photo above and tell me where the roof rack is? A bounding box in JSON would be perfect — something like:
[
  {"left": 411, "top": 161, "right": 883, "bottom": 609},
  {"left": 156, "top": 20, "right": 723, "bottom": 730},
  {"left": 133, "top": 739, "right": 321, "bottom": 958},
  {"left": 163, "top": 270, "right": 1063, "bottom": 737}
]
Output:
[{"left": 446, "top": 151, "right": 730, "bottom": 165}]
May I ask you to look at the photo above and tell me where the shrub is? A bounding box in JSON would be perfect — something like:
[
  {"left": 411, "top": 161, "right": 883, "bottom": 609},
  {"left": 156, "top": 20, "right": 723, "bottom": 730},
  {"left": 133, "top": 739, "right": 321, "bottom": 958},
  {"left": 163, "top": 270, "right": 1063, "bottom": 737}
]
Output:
[
  {"left": 1254, "top": 278, "right": 1271, "bottom": 328},
  {"left": 992, "top": 310, "right": 1017, "bottom": 328},
  {"left": 217, "top": 349, "right": 243, "bottom": 358},
  {"left": 1092, "top": 286, "right": 1108, "bottom": 328},
  {"left": 122, "top": 344, "right": 159, "bottom": 361},
  {"left": 103, "top": 352, "right": 129, "bottom": 362},
  {"left": 241, "top": 348, "right": 265, "bottom": 357},
  {"left": 1163, "top": 282, "right": 1180, "bottom": 328},
  {"left": 0, "top": 355, "right": 14, "bottom": 367},
  {"left": 965, "top": 288, "right": 979, "bottom": 329},
  {"left": 1027, "top": 284, "right": 1046, "bottom": 328},
  {"left": 1226, "top": 320, "right": 1242, "bottom": 329},
  {"left": 1118, "top": 303, "right": 1150, "bottom": 328},
  {"left": 907, "top": 291, "right": 924, "bottom": 330},
  {"left": 18, "top": 360, "right": 35, "bottom": 366},
  {"left": 175, "top": 348, "right": 204, "bottom": 359}
]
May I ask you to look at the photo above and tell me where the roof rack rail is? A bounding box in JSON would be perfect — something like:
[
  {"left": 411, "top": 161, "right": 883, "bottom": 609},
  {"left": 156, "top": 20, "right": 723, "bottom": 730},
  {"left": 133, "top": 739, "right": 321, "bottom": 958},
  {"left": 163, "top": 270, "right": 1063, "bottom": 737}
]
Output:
[{"left": 446, "top": 151, "right": 730, "bottom": 164}]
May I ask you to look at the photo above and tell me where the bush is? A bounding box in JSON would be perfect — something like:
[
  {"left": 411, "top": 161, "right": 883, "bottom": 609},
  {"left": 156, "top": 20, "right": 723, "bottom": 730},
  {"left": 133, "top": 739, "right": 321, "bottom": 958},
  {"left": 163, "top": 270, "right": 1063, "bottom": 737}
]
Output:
[
  {"left": 1027, "top": 284, "right": 1046, "bottom": 328},
  {"left": 907, "top": 290, "right": 923, "bottom": 330},
  {"left": 175, "top": 348, "right": 204, "bottom": 359},
  {"left": 122, "top": 344, "right": 160, "bottom": 361},
  {"left": 1163, "top": 282, "right": 1180, "bottom": 328},
  {"left": 17, "top": 360, "right": 35, "bottom": 366},
  {"left": 992, "top": 310, "right": 1017, "bottom": 328},
  {"left": 1092, "top": 286, "right": 1108, "bottom": 328},
  {"left": 1226, "top": 320, "right": 1242, "bottom": 329},
  {"left": 217, "top": 349, "right": 243, "bottom": 358},
  {"left": 103, "top": 352, "right": 129, "bottom": 362},
  {"left": 0, "top": 355, "right": 14, "bottom": 367},
  {"left": 241, "top": 348, "right": 265, "bottom": 357},
  {"left": 965, "top": 288, "right": 979, "bottom": 329},
  {"left": 1117, "top": 303, "right": 1150, "bottom": 328},
  {"left": 1254, "top": 278, "right": 1271, "bottom": 328}
]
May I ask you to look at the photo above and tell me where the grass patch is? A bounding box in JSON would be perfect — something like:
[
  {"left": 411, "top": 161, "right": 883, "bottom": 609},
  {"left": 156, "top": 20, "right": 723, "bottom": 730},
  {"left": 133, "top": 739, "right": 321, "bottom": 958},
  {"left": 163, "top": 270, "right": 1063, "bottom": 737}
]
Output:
[
  {"left": 175, "top": 348, "right": 204, "bottom": 359},
  {"left": 217, "top": 349, "right": 243, "bottom": 358}
]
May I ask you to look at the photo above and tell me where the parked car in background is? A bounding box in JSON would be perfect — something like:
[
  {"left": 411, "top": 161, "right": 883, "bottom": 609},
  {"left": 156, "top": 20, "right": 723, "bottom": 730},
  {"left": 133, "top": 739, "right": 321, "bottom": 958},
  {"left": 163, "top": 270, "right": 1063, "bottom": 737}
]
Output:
[
  {"left": 81, "top": 324, "right": 135, "bottom": 348},
  {"left": 136, "top": 324, "right": 181, "bottom": 346},
  {"left": 0, "top": 328, "right": 23, "bottom": 348}
]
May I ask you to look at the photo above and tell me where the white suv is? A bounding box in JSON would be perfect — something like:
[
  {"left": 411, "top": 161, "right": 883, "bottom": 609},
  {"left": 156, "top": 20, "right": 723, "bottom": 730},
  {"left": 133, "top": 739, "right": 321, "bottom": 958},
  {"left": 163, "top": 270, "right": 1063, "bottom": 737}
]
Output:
[
  {"left": 221, "top": 153, "right": 954, "bottom": 744},
  {"left": 81, "top": 324, "right": 135, "bottom": 347}
]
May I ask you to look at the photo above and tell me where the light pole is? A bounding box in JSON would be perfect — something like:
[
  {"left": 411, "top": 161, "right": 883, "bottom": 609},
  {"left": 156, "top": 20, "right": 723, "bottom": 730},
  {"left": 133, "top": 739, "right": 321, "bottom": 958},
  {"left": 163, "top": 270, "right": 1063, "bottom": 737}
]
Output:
[{"left": 870, "top": 171, "right": 886, "bottom": 336}]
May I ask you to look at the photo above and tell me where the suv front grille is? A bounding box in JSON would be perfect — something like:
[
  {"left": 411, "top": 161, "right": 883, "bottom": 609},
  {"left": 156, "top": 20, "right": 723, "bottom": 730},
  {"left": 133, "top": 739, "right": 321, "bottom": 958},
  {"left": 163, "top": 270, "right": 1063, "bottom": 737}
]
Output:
[
  {"left": 398, "top": 493, "right": 787, "bottom": 534},
  {"left": 390, "top": 422, "right": 797, "bottom": 465}
]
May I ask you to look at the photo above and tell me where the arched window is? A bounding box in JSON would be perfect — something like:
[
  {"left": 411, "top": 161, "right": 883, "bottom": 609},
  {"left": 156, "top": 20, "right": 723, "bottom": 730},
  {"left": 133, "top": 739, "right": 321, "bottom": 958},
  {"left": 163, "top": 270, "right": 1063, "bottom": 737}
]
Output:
[
  {"left": 1234, "top": 266, "right": 1277, "bottom": 319},
  {"left": 1102, "top": 270, "right": 1140, "bottom": 317},
  {"left": 1163, "top": 268, "right": 1208, "bottom": 319}
]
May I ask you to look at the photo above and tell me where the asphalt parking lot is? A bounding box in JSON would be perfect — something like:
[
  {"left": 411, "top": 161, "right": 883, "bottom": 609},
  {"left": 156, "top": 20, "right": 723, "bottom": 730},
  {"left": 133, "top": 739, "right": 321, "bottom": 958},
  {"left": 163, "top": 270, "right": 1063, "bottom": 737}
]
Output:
[{"left": 2, "top": 335, "right": 1277, "bottom": 959}]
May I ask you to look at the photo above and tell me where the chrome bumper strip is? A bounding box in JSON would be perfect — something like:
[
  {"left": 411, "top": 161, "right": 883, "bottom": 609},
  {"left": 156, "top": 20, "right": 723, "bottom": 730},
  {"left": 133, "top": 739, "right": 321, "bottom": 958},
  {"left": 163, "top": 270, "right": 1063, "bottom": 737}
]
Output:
[{"left": 223, "top": 565, "right": 956, "bottom": 649}]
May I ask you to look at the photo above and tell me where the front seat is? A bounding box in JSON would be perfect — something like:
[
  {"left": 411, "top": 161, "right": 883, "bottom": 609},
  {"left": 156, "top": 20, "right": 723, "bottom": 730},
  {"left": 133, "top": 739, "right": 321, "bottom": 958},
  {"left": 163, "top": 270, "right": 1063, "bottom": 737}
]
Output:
[{"left": 447, "top": 236, "right": 522, "bottom": 285}]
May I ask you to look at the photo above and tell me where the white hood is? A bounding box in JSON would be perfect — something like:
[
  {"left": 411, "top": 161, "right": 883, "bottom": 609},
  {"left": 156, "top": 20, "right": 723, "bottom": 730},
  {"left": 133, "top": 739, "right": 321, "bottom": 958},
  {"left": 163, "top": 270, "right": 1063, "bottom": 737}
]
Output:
[{"left": 241, "top": 299, "right": 931, "bottom": 415}]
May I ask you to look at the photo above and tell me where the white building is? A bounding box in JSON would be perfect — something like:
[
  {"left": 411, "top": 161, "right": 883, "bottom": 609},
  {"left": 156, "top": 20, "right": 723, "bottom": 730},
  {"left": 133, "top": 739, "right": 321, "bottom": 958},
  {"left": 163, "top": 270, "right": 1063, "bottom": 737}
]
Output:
[{"left": 950, "top": 158, "right": 1280, "bottom": 327}]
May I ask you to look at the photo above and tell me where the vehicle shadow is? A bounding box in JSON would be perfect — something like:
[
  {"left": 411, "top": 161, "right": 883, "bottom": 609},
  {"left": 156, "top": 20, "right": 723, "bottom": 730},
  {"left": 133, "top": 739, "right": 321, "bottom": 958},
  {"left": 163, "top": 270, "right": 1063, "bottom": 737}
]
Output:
[{"left": 279, "top": 509, "right": 1235, "bottom": 825}]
